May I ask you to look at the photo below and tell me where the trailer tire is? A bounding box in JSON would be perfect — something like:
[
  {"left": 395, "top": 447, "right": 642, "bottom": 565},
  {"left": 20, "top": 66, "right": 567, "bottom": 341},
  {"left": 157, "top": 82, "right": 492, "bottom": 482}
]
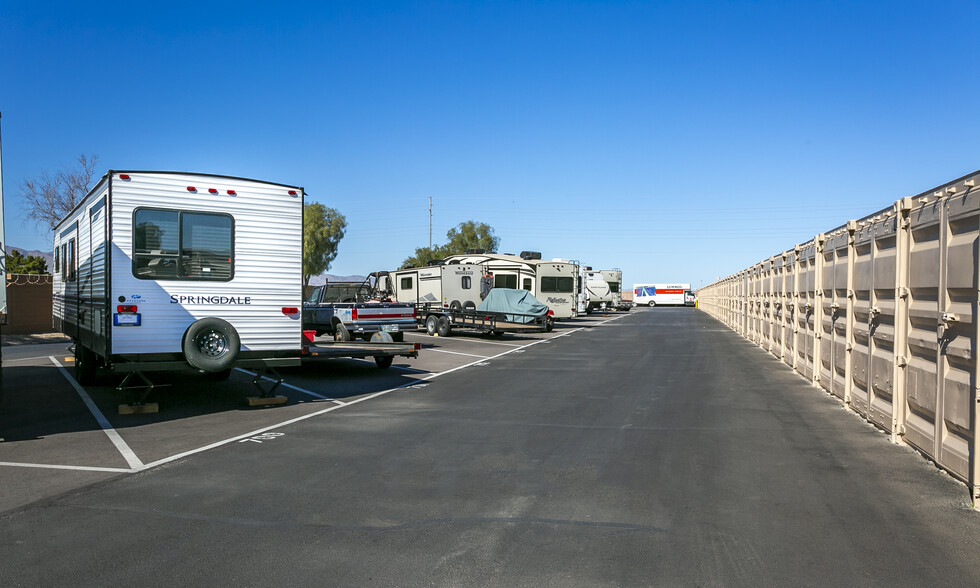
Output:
[
  {"left": 183, "top": 318, "right": 240, "bottom": 372},
  {"left": 333, "top": 322, "right": 351, "bottom": 342},
  {"left": 425, "top": 315, "right": 439, "bottom": 336},
  {"left": 463, "top": 301, "right": 476, "bottom": 310},
  {"left": 436, "top": 316, "right": 451, "bottom": 337},
  {"left": 74, "top": 344, "right": 97, "bottom": 385},
  {"left": 449, "top": 300, "right": 462, "bottom": 311},
  {"left": 545, "top": 317, "right": 554, "bottom": 332}
]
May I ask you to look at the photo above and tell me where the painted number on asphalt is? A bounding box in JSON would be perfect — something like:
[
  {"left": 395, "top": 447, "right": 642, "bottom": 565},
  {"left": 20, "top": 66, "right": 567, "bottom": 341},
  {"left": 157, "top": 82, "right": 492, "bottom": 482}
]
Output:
[{"left": 240, "top": 432, "right": 285, "bottom": 443}]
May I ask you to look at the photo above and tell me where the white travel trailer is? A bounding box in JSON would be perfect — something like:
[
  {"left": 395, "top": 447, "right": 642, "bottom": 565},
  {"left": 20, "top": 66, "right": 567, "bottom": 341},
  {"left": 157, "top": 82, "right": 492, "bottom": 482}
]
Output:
[
  {"left": 442, "top": 251, "right": 579, "bottom": 319},
  {"left": 633, "top": 283, "right": 691, "bottom": 307},
  {"left": 52, "top": 171, "right": 304, "bottom": 385},
  {"left": 584, "top": 270, "right": 612, "bottom": 312},
  {"left": 385, "top": 262, "right": 490, "bottom": 310}
]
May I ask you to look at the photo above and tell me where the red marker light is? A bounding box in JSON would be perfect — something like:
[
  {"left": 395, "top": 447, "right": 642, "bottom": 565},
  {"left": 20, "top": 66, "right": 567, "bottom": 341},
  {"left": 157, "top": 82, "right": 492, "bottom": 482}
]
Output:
[
  {"left": 227, "top": 190, "right": 237, "bottom": 195},
  {"left": 119, "top": 174, "right": 130, "bottom": 180},
  {"left": 117, "top": 305, "right": 138, "bottom": 313},
  {"left": 187, "top": 186, "right": 196, "bottom": 192},
  {"left": 282, "top": 307, "right": 299, "bottom": 315},
  {"left": 288, "top": 190, "right": 297, "bottom": 196},
  {"left": 208, "top": 188, "right": 218, "bottom": 194}
]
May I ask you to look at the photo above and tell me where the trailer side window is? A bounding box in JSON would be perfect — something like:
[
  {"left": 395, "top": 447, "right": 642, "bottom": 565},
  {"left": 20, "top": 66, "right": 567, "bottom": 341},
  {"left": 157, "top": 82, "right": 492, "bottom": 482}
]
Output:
[
  {"left": 541, "top": 276, "right": 573, "bottom": 293},
  {"left": 608, "top": 281, "right": 620, "bottom": 293},
  {"left": 54, "top": 247, "right": 60, "bottom": 274},
  {"left": 400, "top": 277, "right": 413, "bottom": 290},
  {"left": 60, "top": 239, "right": 77, "bottom": 282},
  {"left": 461, "top": 276, "right": 471, "bottom": 289},
  {"left": 522, "top": 278, "right": 532, "bottom": 291},
  {"left": 133, "top": 208, "right": 233, "bottom": 281}
]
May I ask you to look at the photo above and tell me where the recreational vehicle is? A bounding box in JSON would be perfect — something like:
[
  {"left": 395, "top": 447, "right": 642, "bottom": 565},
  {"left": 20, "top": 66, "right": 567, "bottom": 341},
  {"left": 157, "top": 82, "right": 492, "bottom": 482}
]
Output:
[
  {"left": 385, "top": 262, "right": 491, "bottom": 311},
  {"left": 633, "top": 283, "right": 692, "bottom": 307},
  {"left": 442, "top": 251, "right": 579, "bottom": 319},
  {"left": 53, "top": 171, "right": 305, "bottom": 385}
]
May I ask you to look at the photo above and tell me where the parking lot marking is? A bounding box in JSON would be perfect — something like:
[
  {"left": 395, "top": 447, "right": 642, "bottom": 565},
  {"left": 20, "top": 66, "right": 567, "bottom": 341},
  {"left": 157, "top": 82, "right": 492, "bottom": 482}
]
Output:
[
  {"left": 0, "top": 461, "right": 133, "bottom": 474},
  {"left": 424, "top": 348, "right": 491, "bottom": 359},
  {"left": 424, "top": 337, "right": 524, "bottom": 347},
  {"left": 50, "top": 357, "right": 146, "bottom": 470}
]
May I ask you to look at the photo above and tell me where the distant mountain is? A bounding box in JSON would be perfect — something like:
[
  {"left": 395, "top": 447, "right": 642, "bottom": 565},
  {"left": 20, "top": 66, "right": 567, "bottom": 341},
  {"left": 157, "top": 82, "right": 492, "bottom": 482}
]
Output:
[{"left": 6, "top": 247, "right": 54, "bottom": 273}]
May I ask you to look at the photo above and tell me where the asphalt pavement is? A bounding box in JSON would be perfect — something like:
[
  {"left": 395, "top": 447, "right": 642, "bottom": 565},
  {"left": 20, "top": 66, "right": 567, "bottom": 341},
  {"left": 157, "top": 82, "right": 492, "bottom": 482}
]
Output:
[{"left": 3, "top": 309, "right": 980, "bottom": 586}]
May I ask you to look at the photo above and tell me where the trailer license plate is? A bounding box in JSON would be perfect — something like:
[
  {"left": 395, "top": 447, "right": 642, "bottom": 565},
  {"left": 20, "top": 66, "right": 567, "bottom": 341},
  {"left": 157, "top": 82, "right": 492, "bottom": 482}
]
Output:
[
  {"left": 114, "top": 313, "right": 141, "bottom": 326},
  {"left": 381, "top": 325, "right": 399, "bottom": 332}
]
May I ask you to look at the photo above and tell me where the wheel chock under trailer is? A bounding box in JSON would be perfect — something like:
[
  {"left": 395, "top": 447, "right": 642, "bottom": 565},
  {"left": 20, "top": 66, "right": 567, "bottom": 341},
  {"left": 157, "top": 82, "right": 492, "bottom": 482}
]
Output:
[{"left": 108, "top": 358, "right": 300, "bottom": 413}]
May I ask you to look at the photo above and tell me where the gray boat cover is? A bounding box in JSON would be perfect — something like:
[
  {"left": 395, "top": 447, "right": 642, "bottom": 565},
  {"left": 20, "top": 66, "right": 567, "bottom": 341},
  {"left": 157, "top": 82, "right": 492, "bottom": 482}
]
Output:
[{"left": 476, "top": 288, "right": 549, "bottom": 323}]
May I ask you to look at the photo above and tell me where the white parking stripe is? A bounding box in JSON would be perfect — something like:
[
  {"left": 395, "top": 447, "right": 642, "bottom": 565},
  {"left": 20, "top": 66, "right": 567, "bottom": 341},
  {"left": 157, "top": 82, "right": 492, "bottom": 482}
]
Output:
[
  {"left": 49, "top": 356, "right": 145, "bottom": 470},
  {"left": 0, "top": 461, "right": 132, "bottom": 473},
  {"left": 423, "top": 348, "right": 490, "bottom": 359}
]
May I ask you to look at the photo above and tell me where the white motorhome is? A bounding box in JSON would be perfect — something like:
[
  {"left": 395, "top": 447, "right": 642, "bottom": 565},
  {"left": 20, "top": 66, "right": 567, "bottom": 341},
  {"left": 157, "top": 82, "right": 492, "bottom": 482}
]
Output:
[
  {"left": 633, "top": 283, "right": 691, "bottom": 307},
  {"left": 385, "top": 262, "right": 490, "bottom": 311},
  {"left": 442, "top": 251, "right": 579, "bottom": 319},
  {"left": 552, "top": 258, "right": 588, "bottom": 314},
  {"left": 52, "top": 171, "right": 304, "bottom": 385}
]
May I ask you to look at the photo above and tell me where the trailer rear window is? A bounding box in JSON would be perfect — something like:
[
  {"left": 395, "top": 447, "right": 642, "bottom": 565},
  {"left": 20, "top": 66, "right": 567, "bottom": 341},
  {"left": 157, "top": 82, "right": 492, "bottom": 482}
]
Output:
[
  {"left": 608, "top": 281, "right": 620, "bottom": 293},
  {"left": 541, "top": 276, "right": 573, "bottom": 293},
  {"left": 133, "top": 208, "right": 233, "bottom": 281}
]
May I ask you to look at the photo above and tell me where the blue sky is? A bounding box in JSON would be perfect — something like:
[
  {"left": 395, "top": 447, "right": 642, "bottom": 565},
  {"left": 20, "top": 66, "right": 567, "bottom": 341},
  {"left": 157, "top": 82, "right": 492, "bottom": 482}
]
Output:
[{"left": 1, "top": 1, "right": 977, "bottom": 289}]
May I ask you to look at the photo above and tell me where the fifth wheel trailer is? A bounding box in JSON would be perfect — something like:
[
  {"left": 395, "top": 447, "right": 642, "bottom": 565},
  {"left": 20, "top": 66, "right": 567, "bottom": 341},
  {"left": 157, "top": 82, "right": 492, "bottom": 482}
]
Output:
[{"left": 52, "top": 171, "right": 305, "bottom": 386}]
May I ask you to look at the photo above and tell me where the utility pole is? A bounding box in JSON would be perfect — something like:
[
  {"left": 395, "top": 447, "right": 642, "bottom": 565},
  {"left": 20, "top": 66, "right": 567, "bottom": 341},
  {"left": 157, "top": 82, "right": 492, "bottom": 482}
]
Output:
[{"left": 428, "top": 196, "right": 432, "bottom": 249}]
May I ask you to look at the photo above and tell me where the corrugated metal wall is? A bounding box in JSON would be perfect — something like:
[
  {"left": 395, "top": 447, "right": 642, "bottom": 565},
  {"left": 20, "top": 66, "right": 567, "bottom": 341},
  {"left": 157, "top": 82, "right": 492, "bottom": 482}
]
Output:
[{"left": 698, "top": 170, "right": 980, "bottom": 503}]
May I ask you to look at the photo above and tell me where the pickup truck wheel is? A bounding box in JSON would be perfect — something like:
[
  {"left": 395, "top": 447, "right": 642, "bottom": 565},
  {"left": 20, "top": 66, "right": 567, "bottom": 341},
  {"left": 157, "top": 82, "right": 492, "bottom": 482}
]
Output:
[
  {"left": 183, "top": 318, "right": 240, "bottom": 372},
  {"left": 374, "top": 356, "right": 394, "bottom": 369},
  {"left": 333, "top": 322, "right": 351, "bottom": 342},
  {"left": 425, "top": 315, "right": 439, "bottom": 336},
  {"left": 436, "top": 316, "right": 451, "bottom": 337}
]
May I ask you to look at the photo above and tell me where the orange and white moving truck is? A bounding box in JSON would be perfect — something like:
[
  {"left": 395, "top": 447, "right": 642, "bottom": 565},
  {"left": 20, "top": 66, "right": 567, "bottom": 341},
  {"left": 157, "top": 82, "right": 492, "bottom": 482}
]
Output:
[{"left": 633, "top": 283, "right": 691, "bottom": 307}]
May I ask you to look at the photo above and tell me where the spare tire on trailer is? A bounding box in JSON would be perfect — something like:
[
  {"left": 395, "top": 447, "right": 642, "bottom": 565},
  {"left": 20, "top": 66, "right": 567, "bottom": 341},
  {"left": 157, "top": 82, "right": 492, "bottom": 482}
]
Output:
[{"left": 183, "top": 318, "right": 241, "bottom": 372}]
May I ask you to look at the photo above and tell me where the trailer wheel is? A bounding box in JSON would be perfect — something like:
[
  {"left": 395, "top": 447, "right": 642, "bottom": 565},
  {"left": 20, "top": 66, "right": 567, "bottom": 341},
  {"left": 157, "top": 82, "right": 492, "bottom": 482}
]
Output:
[
  {"left": 436, "top": 316, "right": 451, "bottom": 337},
  {"left": 333, "top": 322, "right": 351, "bottom": 342},
  {"left": 463, "top": 301, "right": 476, "bottom": 310},
  {"left": 545, "top": 317, "right": 554, "bottom": 332},
  {"left": 425, "top": 315, "right": 439, "bottom": 336},
  {"left": 183, "top": 318, "right": 240, "bottom": 372},
  {"left": 449, "top": 300, "right": 462, "bottom": 311},
  {"left": 74, "top": 344, "right": 97, "bottom": 385}
]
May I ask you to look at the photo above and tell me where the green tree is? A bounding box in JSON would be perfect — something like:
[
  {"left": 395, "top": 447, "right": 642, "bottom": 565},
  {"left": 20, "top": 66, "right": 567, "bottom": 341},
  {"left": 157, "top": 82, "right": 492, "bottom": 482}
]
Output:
[
  {"left": 400, "top": 220, "right": 499, "bottom": 268},
  {"left": 304, "top": 202, "right": 347, "bottom": 285},
  {"left": 442, "top": 220, "right": 500, "bottom": 256},
  {"left": 6, "top": 249, "right": 49, "bottom": 274},
  {"left": 21, "top": 154, "right": 99, "bottom": 228},
  {"left": 400, "top": 245, "right": 446, "bottom": 269}
]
